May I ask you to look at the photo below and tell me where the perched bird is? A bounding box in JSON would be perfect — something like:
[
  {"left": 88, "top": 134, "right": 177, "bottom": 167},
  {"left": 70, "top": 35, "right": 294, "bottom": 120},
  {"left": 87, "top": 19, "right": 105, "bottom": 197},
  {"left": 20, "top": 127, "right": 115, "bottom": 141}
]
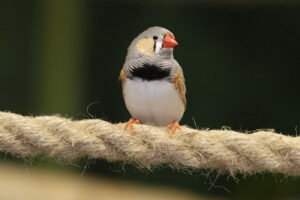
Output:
[{"left": 119, "top": 26, "right": 186, "bottom": 137}]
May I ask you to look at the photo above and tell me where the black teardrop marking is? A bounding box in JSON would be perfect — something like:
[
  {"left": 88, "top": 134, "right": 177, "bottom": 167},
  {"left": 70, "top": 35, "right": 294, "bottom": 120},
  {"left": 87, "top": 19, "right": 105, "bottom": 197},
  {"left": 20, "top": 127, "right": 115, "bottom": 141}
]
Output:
[{"left": 129, "top": 64, "right": 171, "bottom": 81}]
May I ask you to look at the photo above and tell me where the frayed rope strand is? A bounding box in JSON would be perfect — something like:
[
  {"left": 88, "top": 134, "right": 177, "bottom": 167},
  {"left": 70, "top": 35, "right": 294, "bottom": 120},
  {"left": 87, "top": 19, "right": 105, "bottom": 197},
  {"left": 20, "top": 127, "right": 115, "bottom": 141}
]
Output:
[{"left": 0, "top": 111, "right": 300, "bottom": 175}]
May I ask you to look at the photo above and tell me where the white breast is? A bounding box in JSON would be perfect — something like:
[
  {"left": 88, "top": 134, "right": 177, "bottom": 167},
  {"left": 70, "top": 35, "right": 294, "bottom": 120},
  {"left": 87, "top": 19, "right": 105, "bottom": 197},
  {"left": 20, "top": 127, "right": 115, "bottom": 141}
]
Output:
[{"left": 123, "top": 79, "right": 185, "bottom": 126}]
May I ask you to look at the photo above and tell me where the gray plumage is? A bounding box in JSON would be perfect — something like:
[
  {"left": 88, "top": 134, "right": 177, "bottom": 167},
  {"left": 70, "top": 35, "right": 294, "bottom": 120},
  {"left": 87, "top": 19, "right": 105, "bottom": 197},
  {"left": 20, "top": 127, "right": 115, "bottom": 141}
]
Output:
[{"left": 123, "top": 26, "right": 179, "bottom": 79}]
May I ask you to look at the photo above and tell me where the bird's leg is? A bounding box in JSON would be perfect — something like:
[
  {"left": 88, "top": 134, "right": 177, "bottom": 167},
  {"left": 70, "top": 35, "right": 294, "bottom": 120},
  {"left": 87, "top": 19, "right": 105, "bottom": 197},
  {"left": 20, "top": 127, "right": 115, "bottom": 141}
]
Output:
[
  {"left": 167, "top": 121, "right": 181, "bottom": 138},
  {"left": 124, "top": 118, "right": 140, "bottom": 136}
]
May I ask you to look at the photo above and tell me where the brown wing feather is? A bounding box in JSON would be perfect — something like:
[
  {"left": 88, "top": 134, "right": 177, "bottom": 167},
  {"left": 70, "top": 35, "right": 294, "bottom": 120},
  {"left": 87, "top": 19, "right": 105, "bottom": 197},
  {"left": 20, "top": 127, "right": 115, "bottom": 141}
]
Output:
[
  {"left": 119, "top": 68, "right": 127, "bottom": 88},
  {"left": 172, "top": 66, "right": 187, "bottom": 108}
]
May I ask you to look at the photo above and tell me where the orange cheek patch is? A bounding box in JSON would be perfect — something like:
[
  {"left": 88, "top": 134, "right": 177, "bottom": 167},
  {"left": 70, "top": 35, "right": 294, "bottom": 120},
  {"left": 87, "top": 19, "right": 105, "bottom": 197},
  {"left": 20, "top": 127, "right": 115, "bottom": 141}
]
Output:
[{"left": 136, "top": 38, "right": 155, "bottom": 56}]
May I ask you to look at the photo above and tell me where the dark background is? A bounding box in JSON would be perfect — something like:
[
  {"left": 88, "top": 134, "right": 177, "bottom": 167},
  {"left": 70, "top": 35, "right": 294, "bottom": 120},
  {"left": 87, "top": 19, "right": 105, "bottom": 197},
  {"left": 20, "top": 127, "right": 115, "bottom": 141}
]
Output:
[{"left": 1, "top": 0, "right": 300, "bottom": 199}]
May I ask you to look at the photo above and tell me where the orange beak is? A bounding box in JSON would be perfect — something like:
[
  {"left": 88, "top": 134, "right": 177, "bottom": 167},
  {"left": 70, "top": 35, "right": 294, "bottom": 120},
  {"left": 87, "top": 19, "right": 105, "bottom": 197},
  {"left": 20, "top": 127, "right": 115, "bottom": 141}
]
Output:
[{"left": 162, "top": 33, "right": 178, "bottom": 48}]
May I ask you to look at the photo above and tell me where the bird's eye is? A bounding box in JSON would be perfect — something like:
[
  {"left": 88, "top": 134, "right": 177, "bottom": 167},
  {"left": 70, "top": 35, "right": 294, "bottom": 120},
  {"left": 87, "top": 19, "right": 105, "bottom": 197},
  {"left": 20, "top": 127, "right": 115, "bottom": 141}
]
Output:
[{"left": 153, "top": 36, "right": 158, "bottom": 40}]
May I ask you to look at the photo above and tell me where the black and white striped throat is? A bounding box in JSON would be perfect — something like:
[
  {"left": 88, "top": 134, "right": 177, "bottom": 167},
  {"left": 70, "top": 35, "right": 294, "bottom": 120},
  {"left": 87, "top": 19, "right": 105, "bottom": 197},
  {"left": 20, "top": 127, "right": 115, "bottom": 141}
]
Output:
[{"left": 128, "top": 63, "right": 171, "bottom": 81}]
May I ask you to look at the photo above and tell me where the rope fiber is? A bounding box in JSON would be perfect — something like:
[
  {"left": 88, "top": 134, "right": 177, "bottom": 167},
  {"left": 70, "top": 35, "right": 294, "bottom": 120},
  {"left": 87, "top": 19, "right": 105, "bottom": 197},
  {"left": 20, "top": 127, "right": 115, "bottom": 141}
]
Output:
[{"left": 0, "top": 111, "right": 300, "bottom": 175}]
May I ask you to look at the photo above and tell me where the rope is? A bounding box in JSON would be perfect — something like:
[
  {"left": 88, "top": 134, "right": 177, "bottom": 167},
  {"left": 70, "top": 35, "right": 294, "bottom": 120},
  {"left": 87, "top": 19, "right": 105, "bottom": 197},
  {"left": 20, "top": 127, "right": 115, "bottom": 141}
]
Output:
[{"left": 0, "top": 111, "right": 300, "bottom": 175}]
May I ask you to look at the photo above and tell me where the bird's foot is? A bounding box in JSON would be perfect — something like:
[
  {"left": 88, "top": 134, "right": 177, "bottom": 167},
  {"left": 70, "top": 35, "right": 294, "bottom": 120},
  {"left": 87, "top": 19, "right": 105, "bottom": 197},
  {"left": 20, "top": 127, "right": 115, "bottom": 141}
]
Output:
[
  {"left": 167, "top": 121, "right": 181, "bottom": 138},
  {"left": 125, "top": 118, "right": 140, "bottom": 136}
]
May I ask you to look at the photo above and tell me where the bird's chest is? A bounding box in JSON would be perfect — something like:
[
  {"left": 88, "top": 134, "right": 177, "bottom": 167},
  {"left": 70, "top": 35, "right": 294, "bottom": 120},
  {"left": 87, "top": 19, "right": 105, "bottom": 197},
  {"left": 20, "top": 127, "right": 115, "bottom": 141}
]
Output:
[{"left": 123, "top": 79, "right": 184, "bottom": 125}]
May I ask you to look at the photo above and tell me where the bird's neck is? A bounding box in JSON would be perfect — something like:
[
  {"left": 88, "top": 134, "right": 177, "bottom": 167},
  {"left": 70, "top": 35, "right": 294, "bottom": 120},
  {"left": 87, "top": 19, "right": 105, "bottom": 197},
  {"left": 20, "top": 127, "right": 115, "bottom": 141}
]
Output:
[{"left": 126, "top": 57, "right": 174, "bottom": 81}]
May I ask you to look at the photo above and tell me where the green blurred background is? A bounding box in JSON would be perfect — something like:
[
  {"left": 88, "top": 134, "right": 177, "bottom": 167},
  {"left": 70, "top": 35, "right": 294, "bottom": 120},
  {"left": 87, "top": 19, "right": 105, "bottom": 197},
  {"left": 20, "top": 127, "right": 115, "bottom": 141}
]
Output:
[{"left": 1, "top": 0, "right": 300, "bottom": 199}]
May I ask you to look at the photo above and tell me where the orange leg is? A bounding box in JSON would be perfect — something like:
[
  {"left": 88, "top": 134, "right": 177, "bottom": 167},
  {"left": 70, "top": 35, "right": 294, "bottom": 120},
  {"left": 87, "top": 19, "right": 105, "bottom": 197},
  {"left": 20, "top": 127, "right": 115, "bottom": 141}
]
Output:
[
  {"left": 167, "top": 121, "right": 181, "bottom": 138},
  {"left": 125, "top": 118, "right": 140, "bottom": 136}
]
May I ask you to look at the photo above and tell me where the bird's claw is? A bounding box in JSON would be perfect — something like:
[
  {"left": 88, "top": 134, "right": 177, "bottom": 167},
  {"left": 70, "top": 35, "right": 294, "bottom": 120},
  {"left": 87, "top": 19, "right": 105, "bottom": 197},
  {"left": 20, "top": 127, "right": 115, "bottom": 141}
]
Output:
[
  {"left": 125, "top": 118, "right": 140, "bottom": 136},
  {"left": 167, "top": 121, "right": 181, "bottom": 138}
]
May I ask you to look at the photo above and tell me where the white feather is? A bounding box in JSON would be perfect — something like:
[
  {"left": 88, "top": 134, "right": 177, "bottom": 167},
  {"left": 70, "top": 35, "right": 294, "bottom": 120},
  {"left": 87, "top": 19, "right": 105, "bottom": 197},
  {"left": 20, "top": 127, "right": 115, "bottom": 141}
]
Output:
[
  {"left": 154, "top": 40, "right": 163, "bottom": 54},
  {"left": 123, "top": 79, "right": 185, "bottom": 126}
]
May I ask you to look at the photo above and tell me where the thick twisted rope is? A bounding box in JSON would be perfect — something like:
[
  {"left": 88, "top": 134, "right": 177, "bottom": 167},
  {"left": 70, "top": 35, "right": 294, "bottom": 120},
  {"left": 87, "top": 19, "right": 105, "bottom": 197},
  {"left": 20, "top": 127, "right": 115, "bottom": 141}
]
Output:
[{"left": 0, "top": 111, "right": 300, "bottom": 175}]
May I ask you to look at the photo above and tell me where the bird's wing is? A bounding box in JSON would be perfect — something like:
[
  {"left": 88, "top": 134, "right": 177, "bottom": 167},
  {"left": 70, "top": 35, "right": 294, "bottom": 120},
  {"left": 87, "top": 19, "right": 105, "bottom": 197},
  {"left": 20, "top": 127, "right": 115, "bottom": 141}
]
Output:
[
  {"left": 119, "top": 68, "right": 129, "bottom": 95},
  {"left": 172, "top": 65, "right": 187, "bottom": 108},
  {"left": 119, "top": 68, "right": 127, "bottom": 88}
]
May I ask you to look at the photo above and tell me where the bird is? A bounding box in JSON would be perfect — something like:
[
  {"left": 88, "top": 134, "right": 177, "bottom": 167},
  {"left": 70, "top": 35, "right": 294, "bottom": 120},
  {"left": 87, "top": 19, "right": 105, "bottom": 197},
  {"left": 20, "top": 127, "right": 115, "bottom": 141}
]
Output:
[{"left": 119, "top": 26, "right": 186, "bottom": 137}]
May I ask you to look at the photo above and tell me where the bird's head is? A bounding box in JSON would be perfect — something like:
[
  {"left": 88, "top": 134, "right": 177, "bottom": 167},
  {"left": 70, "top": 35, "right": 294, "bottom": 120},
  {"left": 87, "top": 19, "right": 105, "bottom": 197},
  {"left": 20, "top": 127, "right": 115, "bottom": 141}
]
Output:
[{"left": 126, "top": 26, "right": 178, "bottom": 60}]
